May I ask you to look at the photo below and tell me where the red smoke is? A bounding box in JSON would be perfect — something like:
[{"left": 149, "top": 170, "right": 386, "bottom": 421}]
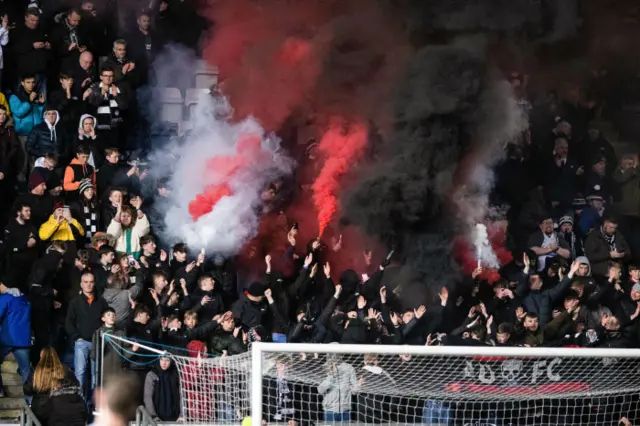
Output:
[
  {"left": 188, "top": 134, "right": 263, "bottom": 221},
  {"left": 313, "top": 119, "right": 368, "bottom": 237},
  {"left": 454, "top": 221, "right": 513, "bottom": 283}
]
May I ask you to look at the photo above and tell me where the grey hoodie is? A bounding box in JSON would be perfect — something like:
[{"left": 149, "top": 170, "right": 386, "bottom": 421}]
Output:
[
  {"left": 317, "top": 360, "right": 358, "bottom": 413},
  {"left": 101, "top": 278, "right": 144, "bottom": 326},
  {"left": 575, "top": 256, "right": 591, "bottom": 276}
]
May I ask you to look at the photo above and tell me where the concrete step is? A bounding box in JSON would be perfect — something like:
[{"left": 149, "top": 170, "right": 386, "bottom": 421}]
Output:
[
  {"left": 0, "top": 362, "right": 18, "bottom": 375},
  {"left": 0, "top": 398, "right": 23, "bottom": 411},
  {"left": 0, "top": 375, "right": 22, "bottom": 387},
  {"left": 2, "top": 387, "right": 22, "bottom": 399}
]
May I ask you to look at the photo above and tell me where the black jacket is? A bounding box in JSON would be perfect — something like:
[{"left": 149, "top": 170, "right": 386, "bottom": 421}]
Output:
[
  {"left": 65, "top": 292, "right": 109, "bottom": 341},
  {"left": 180, "top": 288, "right": 225, "bottom": 322},
  {"left": 50, "top": 19, "right": 89, "bottom": 70},
  {"left": 25, "top": 116, "right": 68, "bottom": 160},
  {"left": 65, "top": 60, "right": 98, "bottom": 99},
  {"left": 11, "top": 24, "right": 50, "bottom": 75},
  {"left": 0, "top": 125, "right": 21, "bottom": 180}
]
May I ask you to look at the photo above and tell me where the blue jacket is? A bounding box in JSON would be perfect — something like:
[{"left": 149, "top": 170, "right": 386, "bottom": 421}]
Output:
[
  {"left": 0, "top": 288, "right": 31, "bottom": 347},
  {"left": 9, "top": 90, "right": 44, "bottom": 136}
]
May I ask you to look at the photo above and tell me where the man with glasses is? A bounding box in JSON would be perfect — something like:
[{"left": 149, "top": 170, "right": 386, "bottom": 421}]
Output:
[{"left": 83, "top": 67, "right": 129, "bottom": 150}]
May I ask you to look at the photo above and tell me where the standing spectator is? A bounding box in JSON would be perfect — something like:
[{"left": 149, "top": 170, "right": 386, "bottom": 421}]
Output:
[
  {"left": 39, "top": 201, "right": 85, "bottom": 245},
  {"left": 23, "top": 347, "right": 78, "bottom": 424},
  {"left": 127, "top": 10, "right": 161, "bottom": 86},
  {"left": 613, "top": 154, "right": 640, "bottom": 262},
  {"left": 50, "top": 8, "right": 88, "bottom": 71},
  {"left": 0, "top": 105, "right": 21, "bottom": 229},
  {"left": 3, "top": 202, "right": 38, "bottom": 292},
  {"left": 584, "top": 155, "right": 613, "bottom": 204},
  {"left": 106, "top": 202, "right": 150, "bottom": 259},
  {"left": 143, "top": 356, "right": 183, "bottom": 422},
  {"left": 0, "top": 280, "right": 31, "bottom": 398},
  {"left": 528, "top": 216, "right": 571, "bottom": 272},
  {"left": 584, "top": 215, "right": 631, "bottom": 277},
  {"left": 0, "top": 13, "right": 9, "bottom": 89},
  {"left": 90, "top": 307, "right": 131, "bottom": 387},
  {"left": 84, "top": 66, "right": 130, "bottom": 150},
  {"left": 70, "top": 178, "right": 99, "bottom": 245},
  {"left": 11, "top": 8, "right": 50, "bottom": 93},
  {"left": 63, "top": 144, "right": 95, "bottom": 201},
  {"left": 102, "top": 39, "right": 137, "bottom": 87},
  {"left": 65, "top": 271, "right": 109, "bottom": 402},
  {"left": 10, "top": 75, "right": 45, "bottom": 176},
  {"left": 74, "top": 114, "right": 103, "bottom": 168},
  {"left": 48, "top": 73, "right": 84, "bottom": 147},
  {"left": 317, "top": 353, "right": 358, "bottom": 422},
  {"left": 97, "top": 149, "right": 139, "bottom": 201},
  {"left": 26, "top": 106, "right": 67, "bottom": 168}
]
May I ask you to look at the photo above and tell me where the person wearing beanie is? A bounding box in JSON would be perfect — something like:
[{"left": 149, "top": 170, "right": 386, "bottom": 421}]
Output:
[
  {"left": 12, "top": 167, "right": 58, "bottom": 228},
  {"left": 558, "top": 214, "right": 583, "bottom": 259},
  {"left": 70, "top": 178, "right": 99, "bottom": 245},
  {"left": 578, "top": 192, "right": 607, "bottom": 237},
  {"left": 63, "top": 143, "right": 96, "bottom": 201},
  {"left": 583, "top": 154, "right": 612, "bottom": 205}
]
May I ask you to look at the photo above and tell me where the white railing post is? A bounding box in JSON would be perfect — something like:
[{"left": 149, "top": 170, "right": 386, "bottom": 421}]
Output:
[{"left": 251, "top": 342, "right": 263, "bottom": 426}]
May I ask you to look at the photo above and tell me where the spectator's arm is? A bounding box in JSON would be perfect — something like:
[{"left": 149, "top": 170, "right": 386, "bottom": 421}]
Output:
[
  {"left": 65, "top": 301, "right": 80, "bottom": 342},
  {"left": 39, "top": 216, "right": 61, "bottom": 241},
  {"left": 134, "top": 212, "right": 151, "bottom": 237},
  {"left": 25, "top": 129, "right": 39, "bottom": 157},
  {"left": 514, "top": 271, "right": 530, "bottom": 300},
  {"left": 0, "top": 27, "right": 9, "bottom": 47},
  {"left": 69, "top": 218, "right": 85, "bottom": 236},
  {"left": 106, "top": 219, "right": 123, "bottom": 239}
]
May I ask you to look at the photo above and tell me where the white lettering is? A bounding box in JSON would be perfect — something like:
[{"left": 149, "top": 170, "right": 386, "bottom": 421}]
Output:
[
  {"left": 531, "top": 361, "right": 546, "bottom": 384},
  {"left": 547, "top": 358, "right": 561, "bottom": 381}
]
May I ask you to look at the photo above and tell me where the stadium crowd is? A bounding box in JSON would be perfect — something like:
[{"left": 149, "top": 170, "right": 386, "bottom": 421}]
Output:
[{"left": 0, "top": 1, "right": 640, "bottom": 425}]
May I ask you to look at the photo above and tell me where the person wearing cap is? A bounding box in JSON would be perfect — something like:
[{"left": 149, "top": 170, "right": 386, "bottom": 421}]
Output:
[
  {"left": 39, "top": 200, "right": 85, "bottom": 244},
  {"left": 584, "top": 214, "right": 631, "bottom": 277},
  {"left": 70, "top": 178, "right": 99, "bottom": 245},
  {"left": 558, "top": 214, "right": 583, "bottom": 259},
  {"left": 583, "top": 154, "right": 612, "bottom": 205},
  {"left": 12, "top": 168, "right": 56, "bottom": 228},
  {"left": 63, "top": 143, "right": 96, "bottom": 201},
  {"left": 578, "top": 192, "right": 607, "bottom": 237}
]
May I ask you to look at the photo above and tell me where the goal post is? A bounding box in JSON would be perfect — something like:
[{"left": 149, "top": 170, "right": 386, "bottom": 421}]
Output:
[{"left": 250, "top": 342, "right": 640, "bottom": 426}]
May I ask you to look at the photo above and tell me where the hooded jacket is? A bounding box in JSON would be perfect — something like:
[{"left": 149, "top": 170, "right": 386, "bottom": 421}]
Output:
[
  {"left": 63, "top": 157, "right": 96, "bottom": 196},
  {"left": 0, "top": 288, "right": 31, "bottom": 347},
  {"left": 39, "top": 214, "right": 85, "bottom": 242},
  {"left": 9, "top": 88, "right": 44, "bottom": 136},
  {"left": 26, "top": 110, "right": 67, "bottom": 159},
  {"left": 317, "top": 359, "right": 358, "bottom": 413},
  {"left": 74, "top": 114, "right": 103, "bottom": 167}
]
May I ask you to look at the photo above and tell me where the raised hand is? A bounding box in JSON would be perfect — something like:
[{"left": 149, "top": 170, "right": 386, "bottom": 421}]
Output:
[
  {"left": 323, "top": 262, "right": 331, "bottom": 278},
  {"left": 415, "top": 305, "right": 427, "bottom": 319},
  {"left": 334, "top": 284, "right": 342, "bottom": 298},
  {"left": 380, "top": 286, "right": 387, "bottom": 304},
  {"left": 357, "top": 295, "right": 366, "bottom": 310},
  {"left": 304, "top": 253, "right": 313, "bottom": 268}
]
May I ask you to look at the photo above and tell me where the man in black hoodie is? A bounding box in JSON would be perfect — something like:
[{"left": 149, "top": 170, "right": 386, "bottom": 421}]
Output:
[
  {"left": 180, "top": 275, "right": 225, "bottom": 322},
  {"left": 11, "top": 8, "right": 50, "bottom": 91},
  {"left": 3, "top": 201, "right": 38, "bottom": 293}
]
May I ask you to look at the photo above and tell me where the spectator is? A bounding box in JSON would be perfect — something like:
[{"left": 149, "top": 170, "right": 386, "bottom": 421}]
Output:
[
  {"left": 11, "top": 8, "right": 50, "bottom": 93},
  {"left": 39, "top": 200, "right": 85, "bottom": 244},
  {"left": 10, "top": 74, "right": 45, "bottom": 156},
  {"left": 50, "top": 7, "right": 88, "bottom": 71},
  {"left": 48, "top": 72, "right": 84, "bottom": 146},
  {"left": 0, "top": 13, "right": 9, "bottom": 90},
  {"left": 578, "top": 192, "right": 607, "bottom": 237},
  {"left": 46, "top": 375, "right": 88, "bottom": 426},
  {"left": 74, "top": 114, "right": 104, "bottom": 168},
  {"left": 102, "top": 266, "right": 145, "bottom": 328},
  {"left": 106, "top": 203, "right": 150, "bottom": 258},
  {"left": 26, "top": 106, "right": 67, "bottom": 168},
  {"left": 90, "top": 307, "right": 131, "bottom": 387},
  {"left": 63, "top": 144, "right": 96, "bottom": 200},
  {"left": 528, "top": 216, "right": 571, "bottom": 272},
  {"left": 102, "top": 39, "right": 137, "bottom": 87},
  {"left": 613, "top": 153, "right": 640, "bottom": 262},
  {"left": 69, "top": 178, "right": 99, "bottom": 244},
  {"left": 2, "top": 202, "right": 38, "bottom": 292},
  {"left": 13, "top": 167, "right": 55, "bottom": 228},
  {"left": 94, "top": 373, "right": 141, "bottom": 426},
  {"left": 0, "top": 280, "right": 31, "bottom": 398},
  {"left": 66, "top": 51, "right": 97, "bottom": 99},
  {"left": 23, "top": 346, "right": 78, "bottom": 424},
  {"left": 65, "top": 271, "right": 109, "bottom": 402},
  {"left": 317, "top": 353, "right": 358, "bottom": 422},
  {"left": 96, "top": 149, "right": 139, "bottom": 200},
  {"left": 584, "top": 215, "right": 631, "bottom": 277},
  {"left": 143, "top": 356, "right": 183, "bottom": 422},
  {"left": 84, "top": 66, "right": 130, "bottom": 150},
  {"left": 127, "top": 10, "right": 162, "bottom": 86},
  {"left": 0, "top": 105, "right": 21, "bottom": 229}
]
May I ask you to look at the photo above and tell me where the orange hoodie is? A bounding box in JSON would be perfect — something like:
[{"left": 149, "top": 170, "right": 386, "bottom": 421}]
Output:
[{"left": 63, "top": 157, "right": 97, "bottom": 192}]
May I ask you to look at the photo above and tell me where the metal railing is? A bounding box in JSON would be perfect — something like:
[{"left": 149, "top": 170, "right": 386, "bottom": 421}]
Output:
[
  {"left": 135, "top": 405, "right": 158, "bottom": 426},
  {"left": 20, "top": 406, "right": 42, "bottom": 426}
]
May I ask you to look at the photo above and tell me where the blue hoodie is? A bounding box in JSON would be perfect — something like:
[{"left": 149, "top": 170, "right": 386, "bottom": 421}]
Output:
[
  {"left": 9, "top": 88, "right": 44, "bottom": 136},
  {"left": 0, "top": 288, "right": 31, "bottom": 347}
]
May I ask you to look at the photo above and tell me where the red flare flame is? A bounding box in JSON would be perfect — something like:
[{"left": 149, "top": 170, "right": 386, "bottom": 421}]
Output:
[
  {"left": 188, "top": 134, "right": 263, "bottom": 221},
  {"left": 312, "top": 118, "right": 368, "bottom": 237}
]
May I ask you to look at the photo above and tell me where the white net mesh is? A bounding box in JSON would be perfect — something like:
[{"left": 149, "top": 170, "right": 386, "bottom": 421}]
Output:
[{"left": 101, "top": 336, "right": 640, "bottom": 425}]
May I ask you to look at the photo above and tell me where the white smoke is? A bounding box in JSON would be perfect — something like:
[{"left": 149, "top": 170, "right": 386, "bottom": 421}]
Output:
[
  {"left": 473, "top": 223, "right": 499, "bottom": 269},
  {"left": 161, "top": 92, "right": 295, "bottom": 254},
  {"left": 145, "top": 44, "right": 295, "bottom": 255}
]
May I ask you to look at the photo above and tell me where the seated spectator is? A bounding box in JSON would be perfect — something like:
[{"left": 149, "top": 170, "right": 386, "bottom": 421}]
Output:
[
  {"left": 70, "top": 179, "right": 99, "bottom": 244},
  {"left": 63, "top": 144, "right": 96, "bottom": 200},
  {"left": 84, "top": 66, "right": 130, "bottom": 150},
  {"left": 39, "top": 201, "right": 85, "bottom": 244},
  {"left": 106, "top": 203, "right": 150, "bottom": 259},
  {"left": 143, "top": 356, "right": 183, "bottom": 422},
  {"left": 75, "top": 114, "right": 104, "bottom": 168},
  {"left": 0, "top": 280, "right": 31, "bottom": 398},
  {"left": 584, "top": 214, "right": 631, "bottom": 277},
  {"left": 26, "top": 106, "right": 68, "bottom": 168},
  {"left": 23, "top": 346, "right": 79, "bottom": 424}
]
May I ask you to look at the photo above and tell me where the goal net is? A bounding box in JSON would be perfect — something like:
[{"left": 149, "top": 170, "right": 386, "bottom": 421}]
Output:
[{"left": 101, "top": 335, "right": 640, "bottom": 425}]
